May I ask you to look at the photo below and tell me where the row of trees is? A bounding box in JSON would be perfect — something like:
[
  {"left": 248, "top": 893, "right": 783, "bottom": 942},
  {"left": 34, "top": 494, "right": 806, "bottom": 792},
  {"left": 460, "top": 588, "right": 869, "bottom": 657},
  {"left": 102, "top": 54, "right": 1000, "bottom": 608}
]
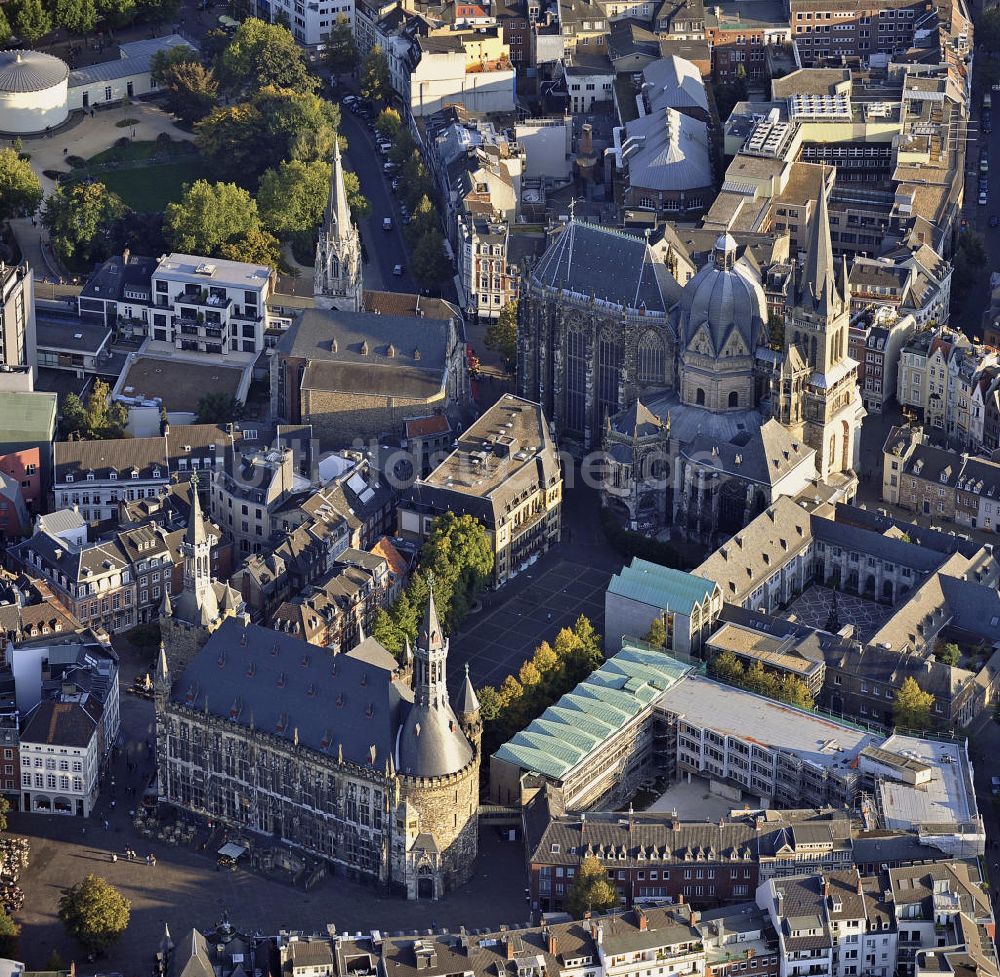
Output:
[
  {"left": 477, "top": 616, "right": 605, "bottom": 758},
  {"left": 373, "top": 512, "right": 494, "bottom": 653},
  {"left": 375, "top": 110, "right": 452, "bottom": 288},
  {"left": 709, "top": 650, "right": 815, "bottom": 710},
  {"left": 0, "top": 0, "right": 179, "bottom": 46}
]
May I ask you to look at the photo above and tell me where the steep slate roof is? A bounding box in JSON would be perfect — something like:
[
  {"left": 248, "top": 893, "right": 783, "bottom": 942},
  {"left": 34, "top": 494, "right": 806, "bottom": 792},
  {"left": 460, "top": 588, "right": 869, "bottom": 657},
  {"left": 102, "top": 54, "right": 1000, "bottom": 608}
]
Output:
[
  {"left": 622, "top": 107, "right": 711, "bottom": 193},
  {"left": 170, "top": 617, "right": 412, "bottom": 767},
  {"left": 531, "top": 221, "right": 671, "bottom": 312},
  {"left": 55, "top": 437, "right": 168, "bottom": 482},
  {"left": 493, "top": 644, "right": 691, "bottom": 780},
  {"left": 682, "top": 418, "right": 815, "bottom": 487},
  {"left": 642, "top": 55, "right": 709, "bottom": 113},
  {"left": 21, "top": 699, "right": 101, "bottom": 748}
]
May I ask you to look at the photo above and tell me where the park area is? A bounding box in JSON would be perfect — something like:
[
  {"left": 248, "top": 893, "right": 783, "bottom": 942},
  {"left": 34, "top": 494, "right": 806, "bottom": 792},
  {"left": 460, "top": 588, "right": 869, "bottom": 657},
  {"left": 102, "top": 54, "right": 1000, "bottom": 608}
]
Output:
[{"left": 61, "top": 136, "right": 208, "bottom": 213}]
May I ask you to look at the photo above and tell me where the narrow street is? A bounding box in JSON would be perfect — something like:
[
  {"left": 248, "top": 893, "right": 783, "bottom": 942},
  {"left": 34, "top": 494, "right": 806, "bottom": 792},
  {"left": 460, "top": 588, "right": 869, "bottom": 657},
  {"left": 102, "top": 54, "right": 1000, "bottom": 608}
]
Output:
[{"left": 339, "top": 107, "right": 418, "bottom": 294}]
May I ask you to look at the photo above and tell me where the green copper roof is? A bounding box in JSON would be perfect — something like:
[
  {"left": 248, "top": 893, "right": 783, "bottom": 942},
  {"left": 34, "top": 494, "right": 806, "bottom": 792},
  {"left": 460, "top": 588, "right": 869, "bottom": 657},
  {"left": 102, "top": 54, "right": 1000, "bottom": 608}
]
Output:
[
  {"left": 607, "top": 557, "right": 718, "bottom": 612},
  {"left": 492, "top": 643, "right": 691, "bottom": 781}
]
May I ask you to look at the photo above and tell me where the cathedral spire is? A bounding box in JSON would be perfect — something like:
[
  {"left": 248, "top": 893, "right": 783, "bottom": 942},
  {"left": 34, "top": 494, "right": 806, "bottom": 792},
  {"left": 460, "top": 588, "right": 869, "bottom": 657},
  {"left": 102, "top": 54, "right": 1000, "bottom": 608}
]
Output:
[
  {"left": 327, "top": 140, "right": 353, "bottom": 243},
  {"left": 800, "top": 166, "right": 837, "bottom": 317}
]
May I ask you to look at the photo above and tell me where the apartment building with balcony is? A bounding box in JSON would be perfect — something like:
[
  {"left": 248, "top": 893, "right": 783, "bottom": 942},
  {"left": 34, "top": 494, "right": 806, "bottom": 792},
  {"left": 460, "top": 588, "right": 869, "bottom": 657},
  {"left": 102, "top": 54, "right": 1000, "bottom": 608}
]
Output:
[{"left": 148, "top": 254, "right": 273, "bottom": 357}]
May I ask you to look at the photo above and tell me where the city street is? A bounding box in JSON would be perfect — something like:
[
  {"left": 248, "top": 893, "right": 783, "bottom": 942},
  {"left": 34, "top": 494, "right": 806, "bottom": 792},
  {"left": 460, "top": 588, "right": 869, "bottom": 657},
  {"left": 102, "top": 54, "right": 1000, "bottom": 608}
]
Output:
[{"left": 340, "top": 106, "right": 419, "bottom": 294}]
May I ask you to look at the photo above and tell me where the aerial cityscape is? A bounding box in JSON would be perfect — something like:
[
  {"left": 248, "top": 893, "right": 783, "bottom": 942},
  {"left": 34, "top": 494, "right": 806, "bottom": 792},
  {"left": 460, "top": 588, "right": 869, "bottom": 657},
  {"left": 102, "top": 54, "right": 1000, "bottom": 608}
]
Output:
[{"left": 0, "top": 0, "right": 994, "bottom": 970}]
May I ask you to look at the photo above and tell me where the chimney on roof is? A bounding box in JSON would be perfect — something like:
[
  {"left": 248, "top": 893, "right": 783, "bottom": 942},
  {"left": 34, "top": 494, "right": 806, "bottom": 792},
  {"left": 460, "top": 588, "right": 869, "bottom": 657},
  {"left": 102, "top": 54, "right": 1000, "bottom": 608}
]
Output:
[
  {"left": 636, "top": 908, "right": 648, "bottom": 932},
  {"left": 547, "top": 930, "right": 558, "bottom": 957},
  {"left": 690, "top": 910, "right": 699, "bottom": 927},
  {"left": 857, "top": 875, "right": 864, "bottom": 896},
  {"left": 677, "top": 893, "right": 685, "bottom": 905},
  {"left": 506, "top": 937, "right": 516, "bottom": 961}
]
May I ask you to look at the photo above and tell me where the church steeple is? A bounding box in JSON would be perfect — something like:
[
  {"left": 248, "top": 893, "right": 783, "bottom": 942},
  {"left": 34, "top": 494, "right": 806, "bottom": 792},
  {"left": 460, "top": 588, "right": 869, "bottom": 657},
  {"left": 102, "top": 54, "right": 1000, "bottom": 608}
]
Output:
[
  {"left": 799, "top": 167, "right": 838, "bottom": 317},
  {"left": 327, "top": 140, "right": 352, "bottom": 243},
  {"left": 314, "top": 140, "right": 363, "bottom": 311}
]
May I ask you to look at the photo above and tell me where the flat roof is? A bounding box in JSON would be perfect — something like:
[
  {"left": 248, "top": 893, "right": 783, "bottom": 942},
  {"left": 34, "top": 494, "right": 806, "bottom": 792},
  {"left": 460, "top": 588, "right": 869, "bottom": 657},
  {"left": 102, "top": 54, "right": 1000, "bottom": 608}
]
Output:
[
  {"left": 0, "top": 391, "right": 57, "bottom": 442},
  {"left": 36, "top": 316, "right": 110, "bottom": 354},
  {"left": 877, "top": 734, "right": 976, "bottom": 829},
  {"left": 707, "top": 622, "right": 820, "bottom": 678},
  {"left": 118, "top": 356, "right": 245, "bottom": 413},
  {"left": 655, "top": 674, "right": 877, "bottom": 772},
  {"left": 154, "top": 253, "right": 272, "bottom": 289},
  {"left": 493, "top": 645, "right": 693, "bottom": 781}
]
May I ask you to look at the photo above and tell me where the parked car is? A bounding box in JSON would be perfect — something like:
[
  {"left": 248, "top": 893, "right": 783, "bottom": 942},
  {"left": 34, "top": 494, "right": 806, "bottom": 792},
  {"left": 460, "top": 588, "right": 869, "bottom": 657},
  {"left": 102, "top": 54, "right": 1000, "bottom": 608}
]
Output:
[
  {"left": 992, "top": 775, "right": 1000, "bottom": 795},
  {"left": 991, "top": 214, "right": 999, "bottom": 227},
  {"left": 391, "top": 178, "right": 400, "bottom": 191},
  {"left": 383, "top": 217, "right": 393, "bottom": 231},
  {"left": 980, "top": 178, "right": 989, "bottom": 192},
  {"left": 378, "top": 141, "right": 392, "bottom": 155},
  {"left": 393, "top": 264, "right": 404, "bottom": 276},
  {"left": 383, "top": 162, "right": 398, "bottom": 174},
  {"left": 980, "top": 189, "right": 989, "bottom": 205}
]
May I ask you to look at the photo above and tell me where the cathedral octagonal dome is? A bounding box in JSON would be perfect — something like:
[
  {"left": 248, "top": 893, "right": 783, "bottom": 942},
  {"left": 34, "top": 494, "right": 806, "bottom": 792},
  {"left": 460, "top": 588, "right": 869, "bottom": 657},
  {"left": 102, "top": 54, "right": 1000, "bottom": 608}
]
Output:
[{"left": 677, "top": 238, "right": 767, "bottom": 356}]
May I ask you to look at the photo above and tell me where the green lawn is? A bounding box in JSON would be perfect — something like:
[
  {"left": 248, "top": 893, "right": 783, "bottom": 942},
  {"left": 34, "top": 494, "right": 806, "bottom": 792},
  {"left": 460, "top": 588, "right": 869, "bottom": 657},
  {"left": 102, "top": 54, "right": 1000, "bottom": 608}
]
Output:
[
  {"left": 65, "top": 139, "right": 209, "bottom": 212},
  {"left": 98, "top": 159, "right": 208, "bottom": 212},
  {"left": 88, "top": 137, "right": 199, "bottom": 165}
]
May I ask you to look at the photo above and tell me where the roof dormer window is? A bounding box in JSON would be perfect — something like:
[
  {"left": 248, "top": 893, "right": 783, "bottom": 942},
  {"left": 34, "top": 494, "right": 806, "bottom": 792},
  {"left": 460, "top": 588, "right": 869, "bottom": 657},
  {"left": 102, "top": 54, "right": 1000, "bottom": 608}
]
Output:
[
  {"left": 86, "top": 473, "right": 94, "bottom": 481},
  {"left": 131, "top": 471, "right": 139, "bottom": 479},
  {"left": 109, "top": 472, "right": 117, "bottom": 480},
  {"left": 65, "top": 474, "right": 74, "bottom": 483}
]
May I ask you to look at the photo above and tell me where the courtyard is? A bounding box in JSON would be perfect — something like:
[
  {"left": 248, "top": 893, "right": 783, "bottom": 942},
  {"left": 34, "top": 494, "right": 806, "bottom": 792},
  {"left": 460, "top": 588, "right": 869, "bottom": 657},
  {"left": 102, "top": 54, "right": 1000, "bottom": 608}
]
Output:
[{"left": 781, "top": 584, "right": 894, "bottom": 644}]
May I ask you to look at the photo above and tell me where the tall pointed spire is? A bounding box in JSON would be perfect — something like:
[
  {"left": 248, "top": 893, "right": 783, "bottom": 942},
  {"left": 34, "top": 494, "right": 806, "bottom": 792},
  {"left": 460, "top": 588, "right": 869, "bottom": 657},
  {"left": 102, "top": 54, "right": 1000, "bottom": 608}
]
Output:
[
  {"left": 155, "top": 642, "right": 170, "bottom": 691},
  {"left": 800, "top": 165, "right": 837, "bottom": 316},
  {"left": 419, "top": 586, "right": 443, "bottom": 651},
  {"left": 327, "top": 139, "right": 353, "bottom": 243},
  {"left": 457, "top": 661, "right": 480, "bottom": 719},
  {"left": 185, "top": 473, "right": 205, "bottom": 547},
  {"left": 840, "top": 253, "right": 850, "bottom": 307}
]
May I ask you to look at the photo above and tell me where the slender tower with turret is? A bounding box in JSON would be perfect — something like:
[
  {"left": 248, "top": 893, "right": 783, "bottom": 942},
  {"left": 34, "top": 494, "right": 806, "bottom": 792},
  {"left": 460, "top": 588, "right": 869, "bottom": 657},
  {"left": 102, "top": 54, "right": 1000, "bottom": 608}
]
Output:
[{"left": 314, "top": 140, "right": 362, "bottom": 311}]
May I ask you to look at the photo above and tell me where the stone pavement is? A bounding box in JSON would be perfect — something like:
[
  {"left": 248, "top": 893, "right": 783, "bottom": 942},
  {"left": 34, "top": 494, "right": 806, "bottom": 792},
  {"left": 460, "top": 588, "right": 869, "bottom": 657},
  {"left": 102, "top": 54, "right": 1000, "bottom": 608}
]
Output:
[{"left": 13, "top": 816, "right": 530, "bottom": 971}]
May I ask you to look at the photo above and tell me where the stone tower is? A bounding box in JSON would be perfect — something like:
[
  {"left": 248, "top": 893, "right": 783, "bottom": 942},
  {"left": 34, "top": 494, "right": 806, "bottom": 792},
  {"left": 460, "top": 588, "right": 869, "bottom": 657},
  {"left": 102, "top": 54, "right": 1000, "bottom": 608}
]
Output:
[
  {"left": 393, "top": 592, "right": 479, "bottom": 899},
  {"left": 781, "top": 167, "right": 863, "bottom": 480},
  {"left": 314, "top": 140, "right": 362, "bottom": 311},
  {"left": 160, "top": 476, "right": 243, "bottom": 674}
]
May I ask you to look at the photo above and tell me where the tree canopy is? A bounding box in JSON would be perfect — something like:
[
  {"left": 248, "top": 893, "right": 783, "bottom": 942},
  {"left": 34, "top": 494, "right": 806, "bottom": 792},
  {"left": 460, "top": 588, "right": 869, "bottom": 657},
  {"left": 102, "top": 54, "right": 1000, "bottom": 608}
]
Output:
[
  {"left": 476, "top": 616, "right": 605, "bottom": 757},
  {"left": 0, "top": 5, "right": 11, "bottom": 44},
  {"left": 58, "top": 875, "right": 131, "bottom": 953},
  {"left": 61, "top": 379, "right": 130, "bottom": 440},
  {"left": 936, "top": 643, "right": 961, "bottom": 667},
  {"left": 0, "top": 910, "right": 18, "bottom": 958},
  {"left": 894, "top": 676, "right": 935, "bottom": 729},
  {"left": 196, "top": 392, "right": 244, "bottom": 424},
  {"left": 360, "top": 46, "right": 391, "bottom": 104},
  {"left": 323, "top": 13, "right": 358, "bottom": 75},
  {"left": 42, "top": 182, "right": 125, "bottom": 266},
  {"left": 643, "top": 615, "right": 667, "bottom": 650},
  {"left": 709, "top": 650, "right": 814, "bottom": 710},
  {"left": 151, "top": 44, "right": 200, "bottom": 84},
  {"left": 164, "top": 180, "right": 267, "bottom": 260},
  {"left": 410, "top": 227, "right": 451, "bottom": 290},
  {"left": 196, "top": 86, "right": 340, "bottom": 185},
  {"left": 375, "top": 107, "right": 402, "bottom": 141},
  {"left": 14, "top": 0, "right": 51, "bottom": 44},
  {"left": 373, "top": 513, "right": 494, "bottom": 653},
  {"left": 258, "top": 158, "right": 331, "bottom": 236},
  {"left": 485, "top": 300, "right": 517, "bottom": 372},
  {"left": 566, "top": 855, "right": 618, "bottom": 918},
  {"left": 53, "top": 0, "right": 97, "bottom": 34},
  {"left": 216, "top": 18, "right": 316, "bottom": 94},
  {"left": 160, "top": 60, "right": 219, "bottom": 125},
  {"left": 0, "top": 149, "right": 41, "bottom": 223}
]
